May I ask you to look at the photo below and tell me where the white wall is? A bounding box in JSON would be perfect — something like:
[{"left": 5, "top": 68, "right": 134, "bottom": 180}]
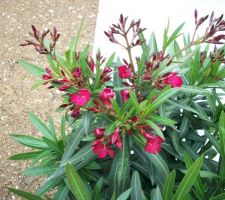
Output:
[{"left": 94, "top": 0, "right": 225, "bottom": 58}]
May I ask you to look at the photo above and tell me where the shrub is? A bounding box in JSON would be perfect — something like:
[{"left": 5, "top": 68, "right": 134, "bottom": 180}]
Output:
[{"left": 9, "top": 10, "right": 225, "bottom": 200}]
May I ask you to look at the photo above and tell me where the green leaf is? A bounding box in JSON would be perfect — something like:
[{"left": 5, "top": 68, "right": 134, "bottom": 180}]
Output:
[
  {"left": 143, "top": 88, "right": 179, "bottom": 116},
  {"left": 69, "top": 17, "right": 85, "bottom": 65},
  {"left": 145, "top": 152, "right": 169, "bottom": 181},
  {"left": 113, "top": 64, "right": 123, "bottom": 106},
  {"left": 209, "top": 193, "right": 225, "bottom": 200},
  {"left": 23, "top": 165, "right": 57, "bottom": 176},
  {"left": 31, "top": 80, "right": 46, "bottom": 90},
  {"left": 162, "top": 170, "right": 176, "bottom": 200},
  {"left": 165, "top": 23, "right": 185, "bottom": 49},
  {"left": 105, "top": 52, "right": 116, "bottom": 66},
  {"left": 149, "top": 115, "right": 177, "bottom": 127},
  {"left": 9, "top": 188, "right": 43, "bottom": 200},
  {"left": 9, "top": 151, "right": 42, "bottom": 160},
  {"left": 116, "top": 188, "right": 132, "bottom": 200},
  {"left": 151, "top": 186, "right": 162, "bottom": 200},
  {"left": 117, "top": 136, "right": 130, "bottom": 188},
  {"left": 82, "top": 111, "right": 93, "bottom": 136},
  {"left": 174, "top": 156, "right": 204, "bottom": 200},
  {"left": 60, "top": 112, "right": 91, "bottom": 165},
  {"left": 29, "top": 112, "right": 56, "bottom": 141},
  {"left": 60, "top": 116, "right": 67, "bottom": 146},
  {"left": 149, "top": 32, "right": 158, "bottom": 55},
  {"left": 131, "top": 171, "right": 142, "bottom": 200},
  {"left": 65, "top": 163, "right": 91, "bottom": 200},
  {"left": 152, "top": 50, "right": 196, "bottom": 78},
  {"left": 130, "top": 91, "right": 141, "bottom": 114},
  {"left": 18, "top": 60, "right": 46, "bottom": 77},
  {"left": 37, "top": 144, "right": 96, "bottom": 196},
  {"left": 179, "top": 85, "right": 210, "bottom": 95},
  {"left": 92, "top": 177, "right": 103, "bottom": 200},
  {"left": 47, "top": 54, "right": 60, "bottom": 76},
  {"left": 183, "top": 153, "right": 205, "bottom": 199},
  {"left": 53, "top": 184, "right": 69, "bottom": 200},
  {"left": 219, "top": 111, "right": 225, "bottom": 158},
  {"left": 10, "top": 134, "right": 48, "bottom": 149},
  {"left": 43, "top": 137, "right": 63, "bottom": 155},
  {"left": 144, "top": 120, "right": 165, "bottom": 139}
]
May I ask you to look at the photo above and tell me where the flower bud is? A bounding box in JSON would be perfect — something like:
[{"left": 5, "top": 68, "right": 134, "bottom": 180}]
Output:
[
  {"left": 94, "top": 128, "right": 105, "bottom": 138},
  {"left": 59, "top": 85, "right": 70, "bottom": 91},
  {"left": 71, "top": 108, "right": 80, "bottom": 118},
  {"left": 72, "top": 68, "right": 82, "bottom": 78},
  {"left": 121, "top": 89, "right": 130, "bottom": 103}
]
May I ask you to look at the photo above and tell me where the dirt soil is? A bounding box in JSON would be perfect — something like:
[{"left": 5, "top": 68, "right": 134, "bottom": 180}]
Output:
[{"left": 0, "top": 0, "right": 99, "bottom": 199}]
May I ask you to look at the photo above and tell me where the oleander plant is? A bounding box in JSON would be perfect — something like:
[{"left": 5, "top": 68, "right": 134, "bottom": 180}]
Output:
[{"left": 9, "top": 10, "right": 225, "bottom": 200}]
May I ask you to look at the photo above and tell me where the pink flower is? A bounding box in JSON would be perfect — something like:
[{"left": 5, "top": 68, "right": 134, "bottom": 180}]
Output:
[
  {"left": 92, "top": 140, "right": 114, "bottom": 158},
  {"left": 99, "top": 88, "right": 115, "bottom": 108},
  {"left": 121, "top": 89, "right": 130, "bottom": 103},
  {"left": 94, "top": 128, "right": 105, "bottom": 138},
  {"left": 110, "top": 128, "right": 122, "bottom": 149},
  {"left": 118, "top": 65, "right": 132, "bottom": 79},
  {"left": 72, "top": 68, "right": 82, "bottom": 78},
  {"left": 163, "top": 73, "right": 183, "bottom": 88},
  {"left": 144, "top": 134, "right": 164, "bottom": 154},
  {"left": 70, "top": 89, "right": 91, "bottom": 106}
]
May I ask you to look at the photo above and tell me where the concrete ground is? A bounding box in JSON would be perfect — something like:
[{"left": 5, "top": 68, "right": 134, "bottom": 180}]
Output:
[{"left": 0, "top": 0, "right": 98, "bottom": 199}]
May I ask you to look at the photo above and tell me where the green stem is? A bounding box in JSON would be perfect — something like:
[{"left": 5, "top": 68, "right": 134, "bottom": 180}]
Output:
[
  {"left": 171, "top": 37, "right": 205, "bottom": 59},
  {"left": 124, "top": 34, "right": 135, "bottom": 73}
]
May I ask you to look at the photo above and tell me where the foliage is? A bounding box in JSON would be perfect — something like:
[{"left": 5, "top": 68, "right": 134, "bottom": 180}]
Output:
[{"left": 9, "top": 10, "right": 225, "bottom": 199}]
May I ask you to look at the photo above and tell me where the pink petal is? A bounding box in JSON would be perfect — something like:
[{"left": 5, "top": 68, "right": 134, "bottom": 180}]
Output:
[{"left": 107, "top": 148, "right": 115, "bottom": 158}]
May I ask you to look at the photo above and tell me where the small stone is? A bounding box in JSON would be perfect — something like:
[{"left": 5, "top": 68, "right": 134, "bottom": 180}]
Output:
[
  {"left": 78, "top": 15, "right": 83, "bottom": 19},
  {"left": 24, "top": 177, "right": 34, "bottom": 185}
]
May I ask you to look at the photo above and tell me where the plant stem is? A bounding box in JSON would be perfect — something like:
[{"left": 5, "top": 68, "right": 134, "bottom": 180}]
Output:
[
  {"left": 171, "top": 37, "right": 204, "bottom": 59},
  {"left": 124, "top": 33, "right": 135, "bottom": 73}
]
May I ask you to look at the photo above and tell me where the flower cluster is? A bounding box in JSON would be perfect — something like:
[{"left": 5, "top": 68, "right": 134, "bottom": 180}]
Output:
[
  {"left": 21, "top": 11, "right": 225, "bottom": 160},
  {"left": 92, "top": 128, "right": 122, "bottom": 158}
]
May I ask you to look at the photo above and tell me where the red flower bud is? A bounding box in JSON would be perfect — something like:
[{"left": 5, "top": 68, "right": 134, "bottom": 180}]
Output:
[
  {"left": 59, "top": 85, "right": 70, "bottom": 91},
  {"left": 70, "top": 89, "right": 91, "bottom": 106},
  {"left": 131, "top": 116, "right": 139, "bottom": 123},
  {"left": 110, "top": 128, "right": 122, "bottom": 149},
  {"left": 103, "top": 67, "right": 112, "bottom": 74},
  {"left": 163, "top": 73, "right": 183, "bottom": 88},
  {"left": 42, "top": 74, "right": 52, "bottom": 80},
  {"left": 94, "top": 128, "right": 105, "bottom": 138},
  {"left": 118, "top": 65, "right": 132, "bottom": 79},
  {"left": 87, "top": 107, "right": 101, "bottom": 113},
  {"left": 72, "top": 68, "right": 82, "bottom": 78},
  {"left": 45, "top": 67, "right": 52, "bottom": 74},
  {"left": 71, "top": 108, "right": 80, "bottom": 118},
  {"left": 146, "top": 61, "right": 153, "bottom": 69},
  {"left": 89, "top": 59, "right": 95, "bottom": 72},
  {"left": 121, "top": 89, "right": 130, "bottom": 103}
]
